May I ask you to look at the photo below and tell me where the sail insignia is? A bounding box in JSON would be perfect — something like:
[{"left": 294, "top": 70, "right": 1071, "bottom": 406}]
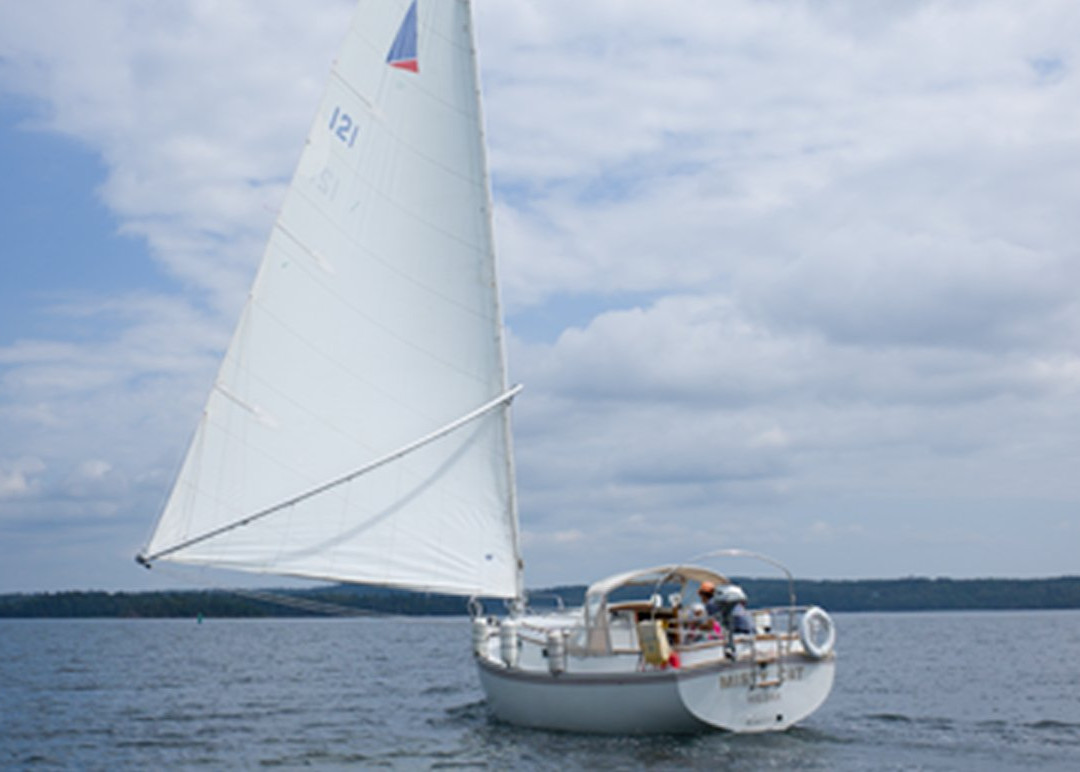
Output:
[{"left": 387, "top": 0, "right": 419, "bottom": 73}]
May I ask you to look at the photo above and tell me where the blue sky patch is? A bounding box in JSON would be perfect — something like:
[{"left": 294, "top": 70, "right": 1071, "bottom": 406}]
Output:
[{"left": 0, "top": 96, "right": 160, "bottom": 343}]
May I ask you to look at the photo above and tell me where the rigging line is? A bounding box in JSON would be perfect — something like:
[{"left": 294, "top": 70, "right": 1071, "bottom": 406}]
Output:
[
  {"left": 145, "top": 561, "right": 385, "bottom": 618},
  {"left": 329, "top": 67, "right": 381, "bottom": 119},
  {"left": 217, "top": 587, "right": 378, "bottom": 618},
  {"left": 688, "top": 548, "right": 798, "bottom": 607},
  {"left": 137, "top": 384, "right": 524, "bottom": 565}
]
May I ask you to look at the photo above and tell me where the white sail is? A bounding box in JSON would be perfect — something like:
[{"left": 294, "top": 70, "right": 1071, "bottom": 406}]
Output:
[{"left": 143, "top": 0, "right": 522, "bottom": 599}]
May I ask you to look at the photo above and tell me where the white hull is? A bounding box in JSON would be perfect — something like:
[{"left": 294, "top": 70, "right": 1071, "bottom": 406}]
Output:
[
  {"left": 477, "top": 653, "right": 835, "bottom": 734},
  {"left": 473, "top": 587, "right": 837, "bottom": 736}
]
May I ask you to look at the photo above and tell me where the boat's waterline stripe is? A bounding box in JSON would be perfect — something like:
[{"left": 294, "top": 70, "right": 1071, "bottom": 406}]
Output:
[{"left": 138, "top": 384, "right": 523, "bottom": 565}]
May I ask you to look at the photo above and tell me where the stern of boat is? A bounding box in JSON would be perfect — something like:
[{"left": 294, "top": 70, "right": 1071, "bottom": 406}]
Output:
[{"left": 471, "top": 603, "right": 837, "bottom": 734}]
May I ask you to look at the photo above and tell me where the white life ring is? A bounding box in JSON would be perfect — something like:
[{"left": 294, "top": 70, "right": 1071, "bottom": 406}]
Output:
[{"left": 799, "top": 606, "right": 836, "bottom": 659}]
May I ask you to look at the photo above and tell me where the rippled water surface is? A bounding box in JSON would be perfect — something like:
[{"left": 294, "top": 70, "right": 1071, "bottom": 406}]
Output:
[{"left": 2, "top": 611, "right": 1078, "bottom": 769}]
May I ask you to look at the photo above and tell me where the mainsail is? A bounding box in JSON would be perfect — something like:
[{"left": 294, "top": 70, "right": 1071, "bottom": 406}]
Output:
[{"left": 142, "top": 0, "right": 522, "bottom": 599}]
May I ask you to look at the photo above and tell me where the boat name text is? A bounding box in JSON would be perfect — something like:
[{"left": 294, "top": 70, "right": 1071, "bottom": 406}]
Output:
[{"left": 719, "top": 665, "right": 805, "bottom": 690}]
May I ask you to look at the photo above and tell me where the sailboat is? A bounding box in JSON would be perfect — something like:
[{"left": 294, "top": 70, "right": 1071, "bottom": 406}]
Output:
[{"left": 138, "top": 0, "right": 836, "bottom": 734}]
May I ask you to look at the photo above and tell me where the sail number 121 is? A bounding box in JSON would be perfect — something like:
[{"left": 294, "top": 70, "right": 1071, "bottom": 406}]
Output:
[{"left": 329, "top": 107, "right": 359, "bottom": 148}]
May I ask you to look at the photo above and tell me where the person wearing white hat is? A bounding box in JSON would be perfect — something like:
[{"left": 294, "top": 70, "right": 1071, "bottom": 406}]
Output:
[{"left": 719, "top": 585, "right": 755, "bottom": 636}]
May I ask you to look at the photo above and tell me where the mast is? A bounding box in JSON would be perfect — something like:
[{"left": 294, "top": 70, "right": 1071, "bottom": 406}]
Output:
[{"left": 462, "top": 0, "right": 526, "bottom": 601}]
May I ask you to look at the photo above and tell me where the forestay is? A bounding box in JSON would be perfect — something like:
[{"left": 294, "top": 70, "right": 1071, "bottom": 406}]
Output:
[{"left": 142, "top": 0, "right": 522, "bottom": 599}]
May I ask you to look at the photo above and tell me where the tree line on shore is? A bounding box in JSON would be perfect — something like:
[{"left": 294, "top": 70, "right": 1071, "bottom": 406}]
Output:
[{"left": 2, "top": 576, "right": 1078, "bottom": 618}]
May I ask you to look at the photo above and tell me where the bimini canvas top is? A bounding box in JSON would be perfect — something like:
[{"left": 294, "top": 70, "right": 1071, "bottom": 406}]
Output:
[{"left": 585, "top": 565, "right": 732, "bottom": 603}]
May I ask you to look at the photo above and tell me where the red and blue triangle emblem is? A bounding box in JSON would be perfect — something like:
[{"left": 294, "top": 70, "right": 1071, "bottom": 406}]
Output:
[{"left": 387, "top": 0, "right": 419, "bottom": 73}]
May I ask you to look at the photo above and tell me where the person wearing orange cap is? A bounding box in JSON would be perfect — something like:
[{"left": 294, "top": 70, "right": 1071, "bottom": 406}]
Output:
[
  {"left": 692, "top": 581, "right": 724, "bottom": 641},
  {"left": 698, "top": 581, "right": 721, "bottom": 617}
]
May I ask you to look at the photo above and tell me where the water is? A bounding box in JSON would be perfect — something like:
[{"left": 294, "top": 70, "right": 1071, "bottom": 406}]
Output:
[{"left": 2, "top": 611, "right": 1078, "bottom": 770}]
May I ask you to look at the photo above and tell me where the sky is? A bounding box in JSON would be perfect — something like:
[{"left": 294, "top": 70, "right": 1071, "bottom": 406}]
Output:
[{"left": 1, "top": 0, "right": 1079, "bottom": 594}]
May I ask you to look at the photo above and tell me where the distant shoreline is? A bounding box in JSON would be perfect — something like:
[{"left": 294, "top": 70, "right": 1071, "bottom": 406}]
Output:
[{"left": 2, "top": 576, "right": 1078, "bottom": 618}]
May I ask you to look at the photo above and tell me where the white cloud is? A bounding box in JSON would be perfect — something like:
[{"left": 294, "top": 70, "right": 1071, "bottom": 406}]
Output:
[
  {"left": 58, "top": 462, "right": 128, "bottom": 516},
  {"left": 2, "top": 0, "right": 1080, "bottom": 589},
  {"left": 0, "top": 457, "right": 46, "bottom": 499},
  {"left": 0, "top": 0, "right": 353, "bottom": 311},
  {"left": 750, "top": 428, "right": 790, "bottom": 450}
]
